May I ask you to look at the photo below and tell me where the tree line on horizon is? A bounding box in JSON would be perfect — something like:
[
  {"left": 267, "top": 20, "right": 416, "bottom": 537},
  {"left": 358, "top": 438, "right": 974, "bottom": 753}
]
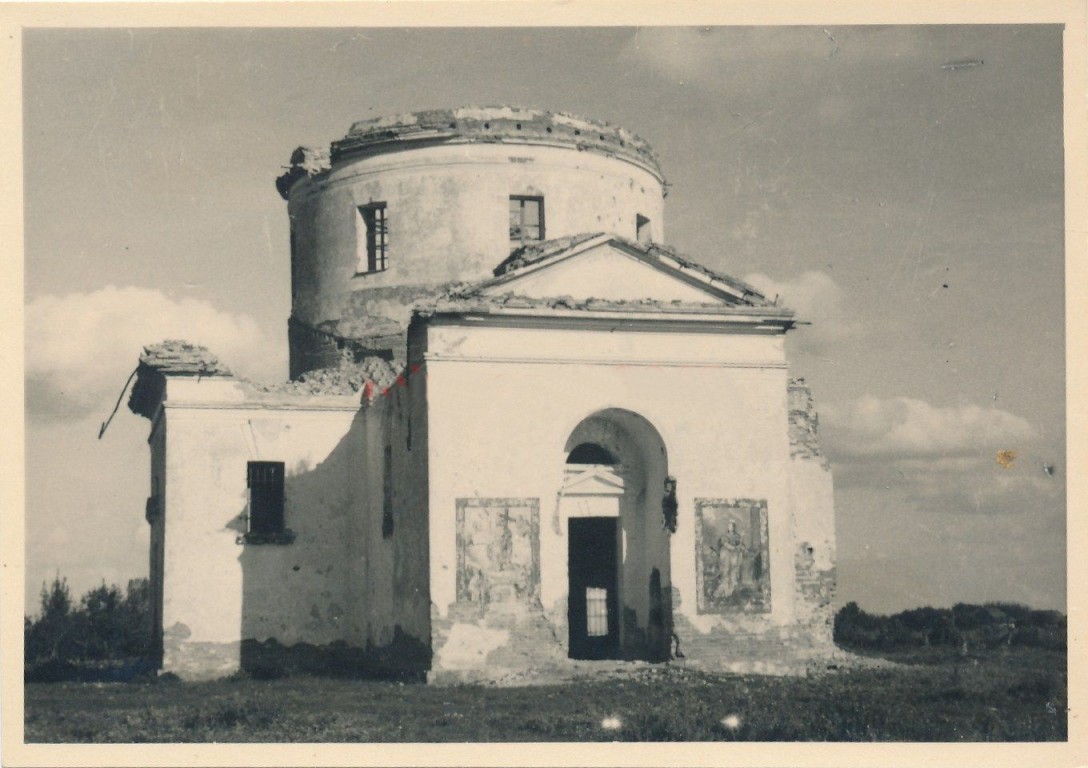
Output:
[
  {"left": 24, "top": 575, "right": 1066, "bottom": 682},
  {"left": 833, "top": 600, "right": 1066, "bottom": 652}
]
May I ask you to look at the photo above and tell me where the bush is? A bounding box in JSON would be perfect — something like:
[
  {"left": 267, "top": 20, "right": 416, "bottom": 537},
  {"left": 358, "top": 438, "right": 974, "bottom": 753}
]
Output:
[
  {"left": 834, "top": 601, "right": 1066, "bottom": 653},
  {"left": 25, "top": 575, "right": 152, "bottom": 681}
]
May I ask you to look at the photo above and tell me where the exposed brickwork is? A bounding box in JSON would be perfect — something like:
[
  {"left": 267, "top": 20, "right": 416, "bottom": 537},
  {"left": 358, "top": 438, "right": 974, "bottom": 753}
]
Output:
[
  {"left": 290, "top": 285, "right": 456, "bottom": 378},
  {"left": 671, "top": 612, "right": 836, "bottom": 676},
  {"left": 788, "top": 378, "right": 828, "bottom": 467},
  {"left": 429, "top": 602, "right": 568, "bottom": 684},
  {"left": 794, "top": 542, "right": 836, "bottom": 646},
  {"left": 288, "top": 317, "right": 343, "bottom": 379},
  {"left": 163, "top": 639, "right": 242, "bottom": 680},
  {"left": 128, "top": 341, "right": 231, "bottom": 418},
  {"left": 275, "top": 146, "right": 332, "bottom": 200}
]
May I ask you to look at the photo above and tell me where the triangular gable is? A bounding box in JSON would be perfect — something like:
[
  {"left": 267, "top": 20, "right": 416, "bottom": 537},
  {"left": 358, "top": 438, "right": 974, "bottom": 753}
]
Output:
[
  {"left": 479, "top": 236, "right": 760, "bottom": 306},
  {"left": 561, "top": 466, "right": 626, "bottom": 495}
]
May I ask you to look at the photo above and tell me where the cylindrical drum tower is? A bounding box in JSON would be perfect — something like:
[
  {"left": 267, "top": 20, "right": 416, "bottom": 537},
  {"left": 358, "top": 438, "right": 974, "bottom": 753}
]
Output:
[{"left": 277, "top": 106, "right": 667, "bottom": 378}]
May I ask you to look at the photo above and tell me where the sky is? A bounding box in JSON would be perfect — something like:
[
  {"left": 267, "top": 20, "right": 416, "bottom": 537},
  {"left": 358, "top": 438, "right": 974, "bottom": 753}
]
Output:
[{"left": 22, "top": 25, "right": 1066, "bottom": 615}]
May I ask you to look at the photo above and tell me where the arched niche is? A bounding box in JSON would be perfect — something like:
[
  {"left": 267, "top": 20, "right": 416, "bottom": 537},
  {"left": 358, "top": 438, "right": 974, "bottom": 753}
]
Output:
[{"left": 560, "top": 408, "right": 671, "bottom": 661}]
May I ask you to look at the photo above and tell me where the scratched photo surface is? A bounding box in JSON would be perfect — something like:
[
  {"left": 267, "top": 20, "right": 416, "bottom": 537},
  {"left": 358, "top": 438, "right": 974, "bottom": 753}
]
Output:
[{"left": 20, "top": 24, "right": 1066, "bottom": 745}]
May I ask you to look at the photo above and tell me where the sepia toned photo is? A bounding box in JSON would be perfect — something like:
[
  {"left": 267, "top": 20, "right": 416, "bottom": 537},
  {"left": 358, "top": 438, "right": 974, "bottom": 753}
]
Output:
[{"left": 4, "top": 5, "right": 1085, "bottom": 766}]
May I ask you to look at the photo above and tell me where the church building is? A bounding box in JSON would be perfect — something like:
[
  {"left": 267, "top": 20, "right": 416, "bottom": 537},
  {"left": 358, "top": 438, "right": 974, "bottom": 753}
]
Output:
[{"left": 128, "top": 107, "right": 837, "bottom": 682}]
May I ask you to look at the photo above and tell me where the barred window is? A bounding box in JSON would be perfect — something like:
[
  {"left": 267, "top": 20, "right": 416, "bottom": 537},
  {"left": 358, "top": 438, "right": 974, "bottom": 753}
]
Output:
[
  {"left": 247, "top": 461, "right": 285, "bottom": 535},
  {"left": 358, "top": 202, "right": 389, "bottom": 273}
]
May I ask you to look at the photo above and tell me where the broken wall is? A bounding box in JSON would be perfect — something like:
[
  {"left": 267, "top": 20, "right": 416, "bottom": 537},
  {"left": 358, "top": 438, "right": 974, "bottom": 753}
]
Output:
[{"left": 787, "top": 378, "right": 837, "bottom": 648}]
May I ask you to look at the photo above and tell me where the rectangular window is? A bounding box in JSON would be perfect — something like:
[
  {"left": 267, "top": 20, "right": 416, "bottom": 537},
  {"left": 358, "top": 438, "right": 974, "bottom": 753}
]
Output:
[
  {"left": 247, "top": 461, "right": 285, "bottom": 534},
  {"left": 382, "top": 446, "right": 394, "bottom": 538},
  {"left": 636, "top": 214, "right": 652, "bottom": 245},
  {"left": 509, "top": 196, "right": 544, "bottom": 244},
  {"left": 358, "top": 202, "right": 389, "bottom": 273},
  {"left": 289, "top": 226, "right": 298, "bottom": 301}
]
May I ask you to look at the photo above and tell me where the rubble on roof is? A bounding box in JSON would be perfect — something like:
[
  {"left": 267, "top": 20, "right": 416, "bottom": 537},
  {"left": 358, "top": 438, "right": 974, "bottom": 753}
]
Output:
[
  {"left": 246, "top": 356, "right": 402, "bottom": 401},
  {"left": 329, "top": 106, "right": 662, "bottom": 176},
  {"left": 128, "top": 340, "right": 228, "bottom": 420},
  {"left": 492, "top": 233, "right": 604, "bottom": 276},
  {"left": 138, "top": 340, "right": 230, "bottom": 376}
]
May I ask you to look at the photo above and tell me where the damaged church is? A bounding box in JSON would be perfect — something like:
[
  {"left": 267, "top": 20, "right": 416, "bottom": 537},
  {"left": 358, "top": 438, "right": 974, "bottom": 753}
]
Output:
[{"left": 127, "top": 107, "right": 837, "bottom": 682}]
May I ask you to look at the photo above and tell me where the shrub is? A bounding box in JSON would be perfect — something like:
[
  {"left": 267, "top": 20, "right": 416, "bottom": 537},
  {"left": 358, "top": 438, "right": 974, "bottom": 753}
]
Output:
[{"left": 24, "top": 575, "right": 152, "bottom": 681}]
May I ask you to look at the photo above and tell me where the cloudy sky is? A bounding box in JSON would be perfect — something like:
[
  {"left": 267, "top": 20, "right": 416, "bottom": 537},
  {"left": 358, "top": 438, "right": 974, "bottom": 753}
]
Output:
[{"left": 22, "top": 25, "right": 1065, "bottom": 614}]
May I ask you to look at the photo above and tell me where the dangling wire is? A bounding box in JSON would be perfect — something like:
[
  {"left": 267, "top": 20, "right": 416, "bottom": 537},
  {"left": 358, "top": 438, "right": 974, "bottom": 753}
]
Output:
[{"left": 98, "top": 367, "right": 139, "bottom": 439}]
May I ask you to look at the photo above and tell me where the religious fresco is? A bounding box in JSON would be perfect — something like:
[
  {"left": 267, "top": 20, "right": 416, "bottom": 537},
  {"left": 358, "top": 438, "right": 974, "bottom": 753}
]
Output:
[
  {"left": 455, "top": 498, "right": 540, "bottom": 606},
  {"left": 694, "top": 498, "right": 771, "bottom": 613}
]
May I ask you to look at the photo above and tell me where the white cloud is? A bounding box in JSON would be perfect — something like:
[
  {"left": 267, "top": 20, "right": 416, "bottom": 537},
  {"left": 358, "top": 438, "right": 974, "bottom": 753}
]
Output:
[
  {"left": 26, "top": 286, "right": 285, "bottom": 419},
  {"left": 825, "top": 395, "right": 1060, "bottom": 523},
  {"left": 619, "top": 27, "right": 933, "bottom": 83},
  {"left": 744, "top": 270, "right": 859, "bottom": 352},
  {"left": 822, "top": 395, "right": 1036, "bottom": 461}
]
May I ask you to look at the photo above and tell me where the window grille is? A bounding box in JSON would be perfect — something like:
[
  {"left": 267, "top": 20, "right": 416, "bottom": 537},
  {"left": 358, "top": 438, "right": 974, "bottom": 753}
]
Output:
[
  {"left": 509, "top": 196, "right": 544, "bottom": 244},
  {"left": 586, "top": 587, "right": 609, "bottom": 636},
  {"left": 247, "top": 461, "right": 285, "bottom": 534},
  {"left": 359, "top": 202, "right": 388, "bottom": 273}
]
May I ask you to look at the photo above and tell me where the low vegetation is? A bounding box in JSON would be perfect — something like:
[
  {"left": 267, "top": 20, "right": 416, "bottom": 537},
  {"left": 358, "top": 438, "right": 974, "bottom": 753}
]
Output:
[
  {"left": 23, "top": 579, "right": 1066, "bottom": 742},
  {"left": 834, "top": 600, "right": 1066, "bottom": 653},
  {"left": 25, "top": 646, "right": 1065, "bottom": 742}
]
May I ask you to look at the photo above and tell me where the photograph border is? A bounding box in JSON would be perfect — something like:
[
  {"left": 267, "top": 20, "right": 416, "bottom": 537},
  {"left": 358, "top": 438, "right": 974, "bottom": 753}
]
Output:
[{"left": 2, "top": 1, "right": 1085, "bottom": 766}]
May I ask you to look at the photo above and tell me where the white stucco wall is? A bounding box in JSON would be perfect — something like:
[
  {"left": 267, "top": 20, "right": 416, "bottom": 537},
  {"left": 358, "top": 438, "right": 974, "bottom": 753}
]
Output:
[
  {"left": 423, "top": 320, "right": 797, "bottom": 646},
  {"left": 157, "top": 378, "right": 361, "bottom": 677},
  {"left": 289, "top": 143, "right": 667, "bottom": 328}
]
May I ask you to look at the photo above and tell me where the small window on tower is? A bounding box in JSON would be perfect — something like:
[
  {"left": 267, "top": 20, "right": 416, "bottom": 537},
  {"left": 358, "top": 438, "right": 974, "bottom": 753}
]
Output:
[
  {"left": 636, "top": 214, "right": 652, "bottom": 245},
  {"left": 509, "top": 196, "right": 544, "bottom": 245},
  {"left": 245, "top": 461, "right": 292, "bottom": 544},
  {"left": 357, "top": 202, "right": 389, "bottom": 273}
]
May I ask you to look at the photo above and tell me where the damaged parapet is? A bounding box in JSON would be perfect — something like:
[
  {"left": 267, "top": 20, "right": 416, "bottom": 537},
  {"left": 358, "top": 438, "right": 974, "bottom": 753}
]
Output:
[
  {"left": 275, "top": 146, "right": 332, "bottom": 201},
  {"left": 333, "top": 106, "right": 662, "bottom": 176},
  {"left": 128, "top": 340, "right": 231, "bottom": 419},
  {"left": 788, "top": 378, "right": 828, "bottom": 467}
]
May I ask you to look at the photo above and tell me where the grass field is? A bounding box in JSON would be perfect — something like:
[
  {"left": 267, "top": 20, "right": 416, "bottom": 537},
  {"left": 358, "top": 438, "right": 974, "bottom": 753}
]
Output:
[{"left": 24, "top": 647, "right": 1065, "bottom": 742}]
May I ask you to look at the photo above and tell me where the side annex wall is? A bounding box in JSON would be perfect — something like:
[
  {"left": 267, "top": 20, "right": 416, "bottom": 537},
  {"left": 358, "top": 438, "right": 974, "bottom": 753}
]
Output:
[{"left": 150, "top": 373, "right": 430, "bottom": 680}]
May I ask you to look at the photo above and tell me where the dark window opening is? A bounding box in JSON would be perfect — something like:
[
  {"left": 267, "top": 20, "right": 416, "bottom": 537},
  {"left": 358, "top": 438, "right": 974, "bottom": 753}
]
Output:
[
  {"left": 636, "top": 214, "right": 652, "bottom": 245},
  {"left": 382, "top": 446, "right": 394, "bottom": 538},
  {"left": 289, "top": 226, "right": 299, "bottom": 300},
  {"left": 509, "top": 195, "right": 544, "bottom": 245},
  {"left": 247, "top": 461, "right": 285, "bottom": 535},
  {"left": 358, "top": 202, "right": 388, "bottom": 273},
  {"left": 566, "top": 442, "right": 617, "bottom": 465}
]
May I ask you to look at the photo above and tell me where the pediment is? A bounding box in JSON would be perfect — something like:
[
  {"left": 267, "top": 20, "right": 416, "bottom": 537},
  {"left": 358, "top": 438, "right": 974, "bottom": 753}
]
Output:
[
  {"left": 480, "top": 238, "right": 744, "bottom": 305},
  {"left": 561, "top": 465, "right": 626, "bottom": 495}
]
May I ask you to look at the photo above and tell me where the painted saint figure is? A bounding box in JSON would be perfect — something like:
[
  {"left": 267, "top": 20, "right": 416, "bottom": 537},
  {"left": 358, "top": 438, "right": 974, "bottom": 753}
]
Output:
[{"left": 715, "top": 519, "right": 748, "bottom": 599}]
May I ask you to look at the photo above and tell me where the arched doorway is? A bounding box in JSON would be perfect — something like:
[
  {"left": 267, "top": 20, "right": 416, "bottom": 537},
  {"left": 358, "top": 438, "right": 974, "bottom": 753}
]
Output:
[{"left": 560, "top": 409, "right": 671, "bottom": 661}]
